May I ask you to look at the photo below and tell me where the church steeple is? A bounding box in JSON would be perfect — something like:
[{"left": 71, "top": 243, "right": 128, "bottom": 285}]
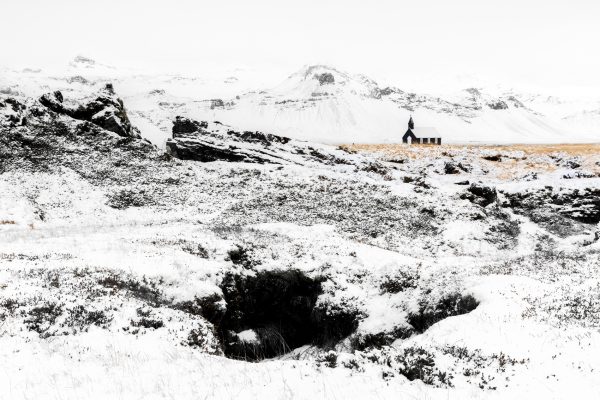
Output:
[{"left": 408, "top": 116, "right": 414, "bottom": 129}]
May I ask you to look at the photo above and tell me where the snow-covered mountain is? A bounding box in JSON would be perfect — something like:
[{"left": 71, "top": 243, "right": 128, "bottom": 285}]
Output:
[
  {"left": 204, "top": 65, "right": 599, "bottom": 144},
  {"left": 1, "top": 59, "right": 599, "bottom": 145}
]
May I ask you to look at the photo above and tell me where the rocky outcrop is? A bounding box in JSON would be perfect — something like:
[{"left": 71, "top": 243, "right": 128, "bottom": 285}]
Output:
[
  {"left": 166, "top": 116, "right": 362, "bottom": 167},
  {"left": 167, "top": 137, "right": 267, "bottom": 163},
  {"left": 172, "top": 116, "right": 208, "bottom": 135},
  {"left": 460, "top": 183, "right": 498, "bottom": 207},
  {"left": 444, "top": 161, "right": 471, "bottom": 174},
  {"left": 39, "top": 84, "right": 139, "bottom": 138},
  {"left": 167, "top": 117, "right": 276, "bottom": 163},
  {"left": 0, "top": 97, "right": 27, "bottom": 126},
  {"left": 502, "top": 187, "right": 600, "bottom": 224},
  {"left": 487, "top": 101, "right": 508, "bottom": 110},
  {"left": 314, "top": 72, "right": 335, "bottom": 85}
]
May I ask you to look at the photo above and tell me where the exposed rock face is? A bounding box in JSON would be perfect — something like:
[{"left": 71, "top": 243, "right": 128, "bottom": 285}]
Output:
[
  {"left": 238, "top": 130, "right": 291, "bottom": 146},
  {"left": 314, "top": 72, "right": 335, "bottom": 85},
  {"left": 460, "top": 183, "right": 498, "bottom": 207},
  {"left": 168, "top": 137, "right": 262, "bottom": 163},
  {"left": 482, "top": 154, "right": 502, "bottom": 162},
  {"left": 444, "top": 162, "right": 460, "bottom": 174},
  {"left": 167, "top": 117, "right": 274, "bottom": 163},
  {"left": 172, "top": 116, "right": 208, "bottom": 134},
  {"left": 0, "top": 97, "right": 27, "bottom": 126},
  {"left": 166, "top": 116, "right": 364, "bottom": 167},
  {"left": 444, "top": 161, "right": 471, "bottom": 174},
  {"left": 502, "top": 187, "right": 600, "bottom": 224},
  {"left": 1, "top": 88, "right": 152, "bottom": 175},
  {"left": 487, "top": 101, "right": 509, "bottom": 110},
  {"left": 210, "top": 99, "right": 225, "bottom": 109},
  {"left": 39, "top": 84, "right": 139, "bottom": 137}
]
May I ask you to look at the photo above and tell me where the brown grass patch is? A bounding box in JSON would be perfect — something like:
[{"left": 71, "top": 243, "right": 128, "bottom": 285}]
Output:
[
  {"left": 0, "top": 220, "right": 16, "bottom": 225},
  {"left": 342, "top": 143, "right": 600, "bottom": 181},
  {"left": 343, "top": 143, "right": 600, "bottom": 158}
]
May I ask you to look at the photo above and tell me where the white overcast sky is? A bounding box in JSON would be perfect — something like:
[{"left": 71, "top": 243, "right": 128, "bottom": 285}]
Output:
[{"left": 2, "top": 0, "right": 599, "bottom": 92}]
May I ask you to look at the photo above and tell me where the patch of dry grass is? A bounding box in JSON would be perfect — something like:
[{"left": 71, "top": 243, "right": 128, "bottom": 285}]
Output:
[
  {"left": 342, "top": 143, "right": 600, "bottom": 181},
  {"left": 343, "top": 143, "right": 600, "bottom": 158}
]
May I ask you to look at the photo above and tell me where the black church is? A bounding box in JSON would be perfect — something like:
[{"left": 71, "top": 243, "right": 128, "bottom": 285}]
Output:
[{"left": 402, "top": 117, "right": 442, "bottom": 145}]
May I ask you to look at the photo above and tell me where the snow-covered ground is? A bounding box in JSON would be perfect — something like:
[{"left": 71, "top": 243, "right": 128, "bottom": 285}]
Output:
[{"left": 1, "top": 66, "right": 600, "bottom": 399}]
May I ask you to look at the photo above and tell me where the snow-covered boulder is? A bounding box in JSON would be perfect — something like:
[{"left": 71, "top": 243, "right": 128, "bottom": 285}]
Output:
[{"left": 166, "top": 116, "right": 369, "bottom": 167}]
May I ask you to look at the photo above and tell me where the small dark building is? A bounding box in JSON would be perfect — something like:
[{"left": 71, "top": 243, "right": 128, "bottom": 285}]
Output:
[{"left": 402, "top": 116, "right": 441, "bottom": 145}]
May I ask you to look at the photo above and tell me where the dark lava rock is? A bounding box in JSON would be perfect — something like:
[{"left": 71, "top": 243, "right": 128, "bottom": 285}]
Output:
[
  {"left": 379, "top": 87, "right": 402, "bottom": 96},
  {"left": 482, "top": 154, "right": 502, "bottom": 162},
  {"left": 563, "top": 159, "right": 581, "bottom": 169},
  {"left": 0, "top": 98, "right": 28, "bottom": 127},
  {"left": 39, "top": 91, "right": 65, "bottom": 112},
  {"left": 503, "top": 187, "right": 600, "bottom": 224},
  {"left": 3, "top": 97, "right": 27, "bottom": 113},
  {"left": 487, "top": 101, "right": 508, "bottom": 110},
  {"left": 167, "top": 118, "right": 274, "bottom": 163},
  {"left": 172, "top": 116, "right": 208, "bottom": 134},
  {"left": 39, "top": 84, "right": 139, "bottom": 138},
  {"left": 210, "top": 99, "right": 225, "bottom": 109},
  {"left": 563, "top": 171, "right": 596, "bottom": 179},
  {"left": 445, "top": 161, "right": 472, "bottom": 175},
  {"left": 314, "top": 72, "right": 335, "bottom": 85},
  {"left": 444, "top": 162, "right": 460, "bottom": 174},
  {"left": 166, "top": 139, "right": 260, "bottom": 163},
  {"left": 166, "top": 116, "right": 352, "bottom": 165},
  {"left": 460, "top": 183, "right": 497, "bottom": 207},
  {"left": 238, "top": 130, "right": 291, "bottom": 146},
  {"left": 166, "top": 116, "right": 361, "bottom": 167}
]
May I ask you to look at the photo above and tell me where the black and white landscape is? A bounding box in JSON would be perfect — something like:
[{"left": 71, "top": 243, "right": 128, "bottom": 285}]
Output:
[{"left": 1, "top": 1, "right": 600, "bottom": 399}]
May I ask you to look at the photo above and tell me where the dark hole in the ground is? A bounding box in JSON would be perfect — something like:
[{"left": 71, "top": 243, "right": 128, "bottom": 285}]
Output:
[{"left": 215, "top": 270, "right": 358, "bottom": 361}]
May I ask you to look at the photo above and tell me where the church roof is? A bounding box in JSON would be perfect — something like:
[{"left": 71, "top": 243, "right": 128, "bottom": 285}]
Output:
[{"left": 408, "top": 127, "right": 441, "bottom": 137}]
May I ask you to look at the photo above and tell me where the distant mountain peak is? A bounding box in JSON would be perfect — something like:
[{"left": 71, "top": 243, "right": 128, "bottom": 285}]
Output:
[{"left": 290, "top": 65, "right": 349, "bottom": 85}]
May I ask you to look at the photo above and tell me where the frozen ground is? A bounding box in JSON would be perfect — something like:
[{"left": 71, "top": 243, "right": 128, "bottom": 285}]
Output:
[{"left": 1, "top": 78, "right": 600, "bottom": 400}]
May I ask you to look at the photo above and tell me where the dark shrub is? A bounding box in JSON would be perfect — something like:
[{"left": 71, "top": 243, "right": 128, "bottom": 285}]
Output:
[
  {"left": 66, "top": 305, "right": 111, "bottom": 330},
  {"left": 226, "top": 245, "right": 253, "bottom": 268},
  {"left": 106, "top": 189, "right": 152, "bottom": 209},
  {"left": 380, "top": 271, "right": 419, "bottom": 294},
  {"left": 395, "top": 347, "right": 454, "bottom": 387},
  {"left": 25, "top": 302, "right": 63, "bottom": 336},
  {"left": 98, "top": 274, "right": 163, "bottom": 306},
  {"left": 351, "top": 326, "right": 413, "bottom": 351},
  {"left": 409, "top": 293, "right": 479, "bottom": 333},
  {"left": 174, "top": 293, "right": 226, "bottom": 325},
  {"left": 131, "top": 317, "right": 164, "bottom": 329}
]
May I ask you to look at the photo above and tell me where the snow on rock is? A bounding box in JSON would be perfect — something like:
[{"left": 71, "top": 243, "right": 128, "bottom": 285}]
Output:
[
  {"left": 236, "top": 329, "right": 259, "bottom": 344},
  {"left": 166, "top": 116, "right": 375, "bottom": 167}
]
